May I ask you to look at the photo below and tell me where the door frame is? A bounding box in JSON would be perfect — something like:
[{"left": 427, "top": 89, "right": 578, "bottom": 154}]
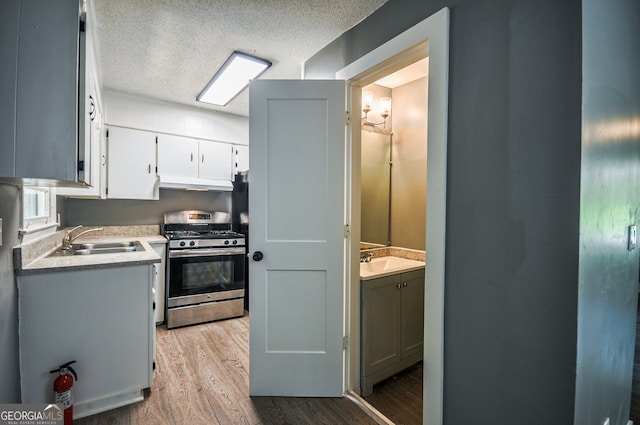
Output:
[{"left": 336, "top": 8, "right": 449, "bottom": 425}]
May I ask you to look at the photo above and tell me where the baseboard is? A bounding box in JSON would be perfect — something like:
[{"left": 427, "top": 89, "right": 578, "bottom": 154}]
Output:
[{"left": 345, "top": 390, "right": 395, "bottom": 425}]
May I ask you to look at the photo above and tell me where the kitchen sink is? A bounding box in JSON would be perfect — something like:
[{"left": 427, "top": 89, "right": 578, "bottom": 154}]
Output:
[
  {"left": 76, "top": 241, "right": 139, "bottom": 250},
  {"left": 49, "top": 241, "right": 143, "bottom": 257}
]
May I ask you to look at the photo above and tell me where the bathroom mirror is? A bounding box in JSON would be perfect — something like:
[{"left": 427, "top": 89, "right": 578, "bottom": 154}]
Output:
[{"left": 361, "top": 129, "right": 391, "bottom": 245}]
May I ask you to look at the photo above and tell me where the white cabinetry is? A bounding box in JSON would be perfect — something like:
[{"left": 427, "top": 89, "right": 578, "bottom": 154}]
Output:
[
  {"left": 17, "top": 265, "right": 155, "bottom": 419},
  {"left": 157, "top": 135, "right": 233, "bottom": 189},
  {"left": 58, "top": 17, "right": 106, "bottom": 198},
  {"left": 234, "top": 145, "right": 250, "bottom": 174},
  {"left": 150, "top": 242, "right": 167, "bottom": 324},
  {"left": 107, "top": 127, "right": 159, "bottom": 200},
  {"left": 199, "top": 140, "right": 233, "bottom": 180},
  {"left": 157, "top": 134, "right": 198, "bottom": 178}
]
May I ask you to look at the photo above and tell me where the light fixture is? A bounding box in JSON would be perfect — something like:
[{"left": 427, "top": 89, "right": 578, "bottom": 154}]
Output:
[
  {"left": 197, "top": 51, "right": 272, "bottom": 106},
  {"left": 362, "top": 91, "right": 392, "bottom": 127}
]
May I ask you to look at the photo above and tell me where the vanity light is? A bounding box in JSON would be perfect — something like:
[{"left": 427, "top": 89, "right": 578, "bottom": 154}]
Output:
[
  {"left": 362, "top": 92, "right": 392, "bottom": 128},
  {"left": 197, "top": 51, "right": 272, "bottom": 106}
]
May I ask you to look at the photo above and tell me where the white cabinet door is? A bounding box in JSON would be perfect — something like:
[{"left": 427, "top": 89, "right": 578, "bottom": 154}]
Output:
[
  {"left": 107, "top": 126, "right": 158, "bottom": 200},
  {"left": 157, "top": 134, "right": 198, "bottom": 179},
  {"left": 198, "top": 140, "right": 233, "bottom": 180},
  {"left": 57, "top": 71, "right": 106, "bottom": 198},
  {"left": 150, "top": 242, "right": 166, "bottom": 324},
  {"left": 234, "top": 145, "right": 249, "bottom": 174},
  {"left": 18, "top": 265, "right": 153, "bottom": 417}
]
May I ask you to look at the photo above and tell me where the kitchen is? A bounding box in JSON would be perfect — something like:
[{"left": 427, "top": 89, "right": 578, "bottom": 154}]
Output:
[{"left": 1, "top": 0, "right": 418, "bottom": 423}]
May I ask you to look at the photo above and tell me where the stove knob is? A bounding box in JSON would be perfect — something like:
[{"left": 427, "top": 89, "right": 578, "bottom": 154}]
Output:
[
  {"left": 224, "top": 240, "right": 230, "bottom": 245},
  {"left": 179, "top": 241, "right": 186, "bottom": 247},
  {"left": 190, "top": 241, "right": 196, "bottom": 247},
  {"left": 232, "top": 239, "right": 238, "bottom": 245}
]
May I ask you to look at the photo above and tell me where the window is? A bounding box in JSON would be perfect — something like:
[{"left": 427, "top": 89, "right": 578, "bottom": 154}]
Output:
[
  {"left": 21, "top": 186, "right": 57, "bottom": 238},
  {"left": 24, "top": 187, "right": 50, "bottom": 219}
]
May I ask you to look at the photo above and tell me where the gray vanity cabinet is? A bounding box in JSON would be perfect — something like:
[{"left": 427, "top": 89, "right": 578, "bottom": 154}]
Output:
[{"left": 360, "top": 269, "right": 424, "bottom": 396}]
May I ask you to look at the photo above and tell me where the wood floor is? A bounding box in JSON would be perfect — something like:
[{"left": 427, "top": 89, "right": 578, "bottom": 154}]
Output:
[
  {"left": 363, "top": 363, "right": 423, "bottom": 425},
  {"left": 75, "top": 314, "right": 377, "bottom": 425}
]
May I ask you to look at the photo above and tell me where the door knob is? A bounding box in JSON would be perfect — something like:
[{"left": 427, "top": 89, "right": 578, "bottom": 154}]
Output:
[{"left": 252, "top": 251, "right": 264, "bottom": 262}]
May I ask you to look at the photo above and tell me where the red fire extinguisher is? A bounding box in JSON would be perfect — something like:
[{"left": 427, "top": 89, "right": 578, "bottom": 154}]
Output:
[{"left": 50, "top": 360, "right": 78, "bottom": 425}]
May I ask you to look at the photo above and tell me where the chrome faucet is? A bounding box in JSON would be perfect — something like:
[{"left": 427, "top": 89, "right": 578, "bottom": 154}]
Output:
[
  {"left": 360, "top": 252, "right": 374, "bottom": 263},
  {"left": 62, "top": 225, "right": 104, "bottom": 250}
]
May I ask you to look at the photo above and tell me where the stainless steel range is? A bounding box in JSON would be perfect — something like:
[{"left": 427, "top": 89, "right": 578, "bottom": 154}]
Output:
[{"left": 163, "top": 210, "right": 245, "bottom": 329}]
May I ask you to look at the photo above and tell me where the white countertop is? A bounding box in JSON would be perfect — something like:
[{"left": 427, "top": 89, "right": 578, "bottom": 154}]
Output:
[{"left": 15, "top": 231, "right": 166, "bottom": 275}]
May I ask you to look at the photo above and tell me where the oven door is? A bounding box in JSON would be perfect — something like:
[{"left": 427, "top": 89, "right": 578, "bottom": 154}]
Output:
[{"left": 167, "top": 247, "right": 245, "bottom": 305}]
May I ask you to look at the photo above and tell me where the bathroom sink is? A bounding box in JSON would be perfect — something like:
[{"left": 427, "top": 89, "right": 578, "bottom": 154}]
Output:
[
  {"left": 360, "top": 256, "right": 425, "bottom": 280},
  {"left": 49, "top": 241, "right": 143, "bottom": 257}
]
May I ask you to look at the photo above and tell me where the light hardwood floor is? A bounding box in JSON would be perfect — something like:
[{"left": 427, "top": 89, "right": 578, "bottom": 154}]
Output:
[{"left": 76, "top": 314, "right": 377, "bottom": 425}]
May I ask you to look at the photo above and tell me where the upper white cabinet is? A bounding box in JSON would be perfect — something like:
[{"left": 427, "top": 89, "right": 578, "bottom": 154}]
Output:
[
  {"left": 0, "top": 0, "right": 94, "bottom": 184},
  {"left": 157, "top": 136, "right": 233, "bottom": 190},
  {"left": 107, "top": 127, "right": 159, "bottom": 200},
  {"left": 199, "top": 140, "right": 233, "bottom": 181},
  {"left": 234, "top": 145, "right": 249, "bottom": 174},
  {"left": 157, "top": 134, "right": 198, "bottom": 178},
  {"left": 58, "top": 4, "right": 107, "bottom": 198}
]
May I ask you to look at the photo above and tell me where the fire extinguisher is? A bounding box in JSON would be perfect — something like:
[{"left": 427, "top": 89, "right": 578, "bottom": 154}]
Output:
[{"left": 50, "top": 360, "right": 78, "bottom": 425}]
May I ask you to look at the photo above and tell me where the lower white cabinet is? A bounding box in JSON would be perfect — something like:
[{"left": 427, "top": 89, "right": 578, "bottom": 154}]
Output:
[
  {"left": 150, "top": 242, "right": 166, "bottom": 324},
  {"left": 17, "top": 265, "right": 155, "bottom": 419},
  {"left": 107, "top": 126, "right": 159, "bottom": 200},
  {"left": 360, "top": 268, "right": 425, "bottom": 396}
]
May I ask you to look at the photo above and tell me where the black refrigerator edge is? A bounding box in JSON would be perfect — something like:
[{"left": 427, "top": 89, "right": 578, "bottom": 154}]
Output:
[{"left": 232, "top": 171, "right": 249, "bottom": 311}]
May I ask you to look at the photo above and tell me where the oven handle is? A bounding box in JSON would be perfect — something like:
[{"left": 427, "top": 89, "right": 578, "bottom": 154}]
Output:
[{"left": 169, "top": 247, "right": 246, "bottom": 258}]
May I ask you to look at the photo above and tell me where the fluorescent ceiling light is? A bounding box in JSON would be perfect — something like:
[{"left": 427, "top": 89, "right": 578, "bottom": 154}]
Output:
[{"left": 197, "top": 51, "right": 272, "bottom": 106}]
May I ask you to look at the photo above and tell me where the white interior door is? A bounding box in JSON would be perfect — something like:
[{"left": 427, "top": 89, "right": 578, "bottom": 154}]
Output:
[{"left": 249, "top": 79, "right": 346, "bottom": 396}]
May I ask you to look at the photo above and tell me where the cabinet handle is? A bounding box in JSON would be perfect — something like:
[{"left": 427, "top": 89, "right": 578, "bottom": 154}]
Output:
[
  {"left": 396, "top": 283, "right": 401, "bottom": 289},
  {"left": 147, "top": 164, "right": 151, "bottom": 174},
  {"left": 403, "top": 282, "right": 408, "bottom": 287},
  {"left": 190, "top": 153, "right": 194, "bottom": 162},
  {"left": 201, "top": 154, "right": 205, "bottom": 163}
]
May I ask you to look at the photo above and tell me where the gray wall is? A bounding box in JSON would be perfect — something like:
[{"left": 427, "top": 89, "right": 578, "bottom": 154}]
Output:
[
  {"left": 306, "top": 0, "right": 582, "bottom": 423},
  {"left": 575, "top": 0, "right": 640, "bottom": 423},
  {"left": 61, "top": 189, "right": 231, "bottom": 226},
  {"left": 0, "top": 184, "right": 22, "bottom": 402}
]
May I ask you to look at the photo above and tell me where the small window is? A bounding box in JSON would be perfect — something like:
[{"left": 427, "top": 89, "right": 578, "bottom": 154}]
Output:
[
  {"left": 24, "top": 187, "right": 50, "bottom": 220},
  {"left": 21, "top": 186, "right": 58, "bottom": 238}
]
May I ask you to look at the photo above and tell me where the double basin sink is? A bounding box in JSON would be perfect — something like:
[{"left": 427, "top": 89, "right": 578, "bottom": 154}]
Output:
[
  {"left": 49, "top": 241, "right": 143, "bottom": 257},
  {"left": 360, "top": 255, "right": 425, "bottom": 280}
]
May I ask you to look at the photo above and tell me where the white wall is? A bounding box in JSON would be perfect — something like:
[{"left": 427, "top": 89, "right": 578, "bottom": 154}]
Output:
[{"left": 104, "top": 91, "right": 249, "bottom": 145}]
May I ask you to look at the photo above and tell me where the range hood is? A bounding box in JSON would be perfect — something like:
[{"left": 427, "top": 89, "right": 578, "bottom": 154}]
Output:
[{"left": 159, "top": 175, "right": 233, "bottom": 191}]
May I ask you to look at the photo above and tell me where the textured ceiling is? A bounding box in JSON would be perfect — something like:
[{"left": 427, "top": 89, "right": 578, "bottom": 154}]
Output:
[{"left": 92, "top": 0, "right": 388, "bottom": 117}]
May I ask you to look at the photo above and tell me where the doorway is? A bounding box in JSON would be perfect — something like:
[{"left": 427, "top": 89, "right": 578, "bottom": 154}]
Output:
[
  {"left": 337, "top": 8, "right": 449, "bottom": 425},
  {"left": 359, "top": 59, "right": 429, "bottom": 424}
]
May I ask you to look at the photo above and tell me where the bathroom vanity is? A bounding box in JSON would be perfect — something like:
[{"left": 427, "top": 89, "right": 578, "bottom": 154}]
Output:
[{"left": 360, "top": 256, "right": 425, "bottom": 396}]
